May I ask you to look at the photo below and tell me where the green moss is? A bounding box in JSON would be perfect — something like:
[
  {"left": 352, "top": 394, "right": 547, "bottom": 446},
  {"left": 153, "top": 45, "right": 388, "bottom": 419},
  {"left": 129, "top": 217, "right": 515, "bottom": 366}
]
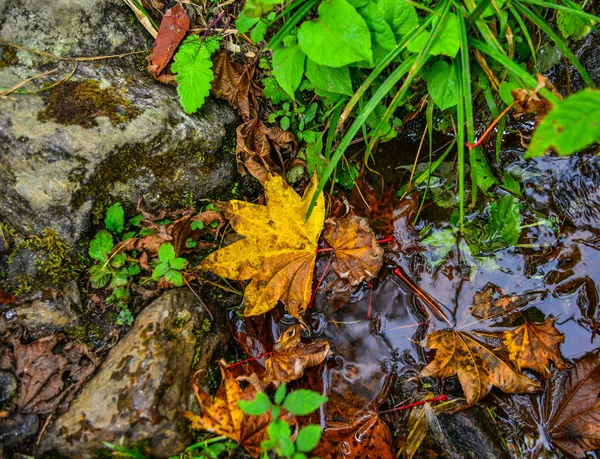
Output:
[
  {"left": 192, "top": 344, "right": 203, "bottom": 370},
  {"left": 0, "top": 44, "right": 18, "bottom": 69},
  {"left": 37, "top": 79, "right": 142, "bottom": 128},
  {"left": 172, "top": 315, "right": 188, "bottom": 328},
  {"left": 201, "top": 317, "right": 211, "bottom": 332}
]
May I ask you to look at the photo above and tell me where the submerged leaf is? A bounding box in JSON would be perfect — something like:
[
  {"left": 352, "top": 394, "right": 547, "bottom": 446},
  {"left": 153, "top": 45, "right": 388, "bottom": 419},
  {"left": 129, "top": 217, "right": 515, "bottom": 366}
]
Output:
[
  {"left": 201, "top": 175, "right": 325, "bottom": 318},
  {"left": 420, "top": 330, "right": 540, "bottom": 405}
]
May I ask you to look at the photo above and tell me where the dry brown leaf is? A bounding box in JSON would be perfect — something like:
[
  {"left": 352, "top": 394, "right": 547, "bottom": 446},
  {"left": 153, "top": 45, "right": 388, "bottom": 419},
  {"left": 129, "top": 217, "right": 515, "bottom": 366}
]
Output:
[
  {"left": 469, "top": 284, "right": 520, "bottom": 320},
  {"left": 502, "top": 318, "right": 566, "bottom": 377},
  {"left": 313, "top": 410, "right": 394, "bottom": 459},
  {"left": 184, "top": 361, "right": 292, "bottom": 458},
  {"left": 212, "top": 52, "right": 260, "bottom": 121},
  {"left": 511, "top": 74, "right": 563, "bottom": 119},
  {"left": 147, "top": 4, "right": 190, "bottom": 78},
  {"left": 201, "top": 174, "right": 325, "bottom": 319},
  {"left": 420, "top": 330, "right": 540, "bottom": 405},
  {"left": 264, "top": 325, "right": 330, "bottom": 386},
  {"left": 0, "top": 288, "right": 15, "bottom": 304},
  {"left": 323, "top": 210, "right": 384, "bottom": 288}
]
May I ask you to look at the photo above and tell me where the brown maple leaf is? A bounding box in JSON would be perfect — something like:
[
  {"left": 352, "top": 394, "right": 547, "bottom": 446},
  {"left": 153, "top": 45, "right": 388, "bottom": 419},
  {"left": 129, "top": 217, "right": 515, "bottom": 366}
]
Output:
[
  {"left": 147, "top": 4, "right": 190, "bottom": 79},
  {"left": 511, "top": 74, "right": 563, "bottom": 119},
  {"left": 469, "top": 284, "right": 521, "bottom": 320},
  {"left": 420, "top": 330, "right": 540, "bottom": 405},
  {"left": 349, "top": 176, "right": 396, "bottom": 237},
  {"left": 184, "top": 361, "right": 292, "bottom": 458},
  {"left": 212, "top": 52, "right": 260, "bottom": 121},
  {"left": 264, "top": 325, "right": 330, "bottom": 386},
  {"left": 502, "top": 318, "right": 566, "bottom": 377},
  {"left": 323, "top": 210, "right": 384, "bottom": 289}
]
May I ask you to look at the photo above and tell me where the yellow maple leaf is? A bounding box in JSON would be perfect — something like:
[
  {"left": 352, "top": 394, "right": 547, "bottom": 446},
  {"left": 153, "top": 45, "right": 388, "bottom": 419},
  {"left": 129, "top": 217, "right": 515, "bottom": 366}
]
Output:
[{"left": 201, "top": 175, "right": 325, "bottom": 318}]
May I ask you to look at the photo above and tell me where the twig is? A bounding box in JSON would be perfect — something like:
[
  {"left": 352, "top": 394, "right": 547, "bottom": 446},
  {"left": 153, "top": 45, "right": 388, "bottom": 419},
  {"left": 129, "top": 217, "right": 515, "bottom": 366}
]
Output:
[
  {"left": 0, "top": 68, "right": 57, "bottom": 98},
  {"left": 182, "top": 274, "right": 214, "bottom": 320},
  {"left": 0, "top": 40, "right": 149, "bottom": 62}
]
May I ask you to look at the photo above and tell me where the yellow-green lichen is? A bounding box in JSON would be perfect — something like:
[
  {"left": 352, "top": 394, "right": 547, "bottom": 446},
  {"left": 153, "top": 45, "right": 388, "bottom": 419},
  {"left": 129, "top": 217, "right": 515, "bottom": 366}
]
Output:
[
  {"left": 37, "top": 79, "right": 141, "bottom": 128},
  {"left": 0, "top": 44, "right": 18, "bottom": 69}
]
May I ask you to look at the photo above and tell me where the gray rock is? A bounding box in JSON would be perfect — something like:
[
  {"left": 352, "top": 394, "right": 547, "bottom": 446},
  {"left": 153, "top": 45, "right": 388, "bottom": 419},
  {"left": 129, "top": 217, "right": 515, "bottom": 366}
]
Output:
[
  {"left": 0, "top": 370, "right": 17, "bottom": 406},
  {"left": 39, "top": 288, "right": 230, "bottom": 458},
  {"left": 0, "top": 0, "right": 237, "bottom": 243},
  {"left": 0, "top": 281, "right": 81, "bottom": 339},
  {"left": 0, "top": 412, "right": 40, "bottom": 449}
]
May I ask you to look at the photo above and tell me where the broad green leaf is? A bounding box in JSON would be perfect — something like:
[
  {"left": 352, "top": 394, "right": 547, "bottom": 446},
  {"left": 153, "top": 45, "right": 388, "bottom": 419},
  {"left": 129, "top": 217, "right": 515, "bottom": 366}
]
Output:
[
  {"left": 298, "top": 0, "right": 372, "bottom": 68},
  {"left": 110, "top": 252, "right": 127, "bottom": 269},
  {"left": 305, "top": 59, "right": 353, "bottom": 96},
  {"left": 426, "top": 60, "right": 458, "bottom": 110},
  {"left": 158, "top": 243, "right": 176, "bottom": 263},
  {"left": 105, "top": 203, "right": 124, "bottom": 234},
  {"left": 250, "top": 19, "right": 269, "bottom": 43},
  {"left": 422, "top": 229, "right": 456, "bottom": 268},
  {"left": 557, "top": 7, "right": 592, "bottom": 40},
  {"left": 304, "top": 133, "right": 329, "bottom": 177},
  {"left": 347, "top": 0, "right": 369, "bottom": 6},
  {"left": 90, "top": 265, "right": 111, "bottom": 289},
  {"left": 377, "top": 0, "right": 418, "bottom": 40},
  {"left": 165, "top": 269, "right": 184, "bottom": 286},
  {"left": 357, "top": 1, "right": 396, "bottom": 61},
  {"left": 172, "top": 36, "right": 219, "bottom": 114},
  {"left": 274, "top": 383, "right": 287, "bottom": 405},
  {"left": 407, "top": 13, "right": 460, "bottom": 58},
  {"left": 273, "top": 44, "right": 306, "bottom": 99},
  {"left": 110, "top": 273, "right": 129, "bottom": 288},
  {"left": 236, "top": 10, "right": 260, "bottom": 33},
  {"left": 89, "top": 230, "right": 114, "bottom": 262},
  {"left": 238, "top": 392, "right": 272, "bottom": 415},
  {"left": 472, "top": 148, "right": 496, "bottom": 193},
  {"left": 498, "top": 80, "right": 519, "bottom": 105},
  {"left": 296, "top": 425, "right": 322, "bottom": 452},
  {"left": 127, "top": 265, "right": 141, "bottom": 276},
  {"left": 152, "top": 262, "right": 170, "bottom": 280},
  {"left": 527, "top": 89, "right": 600, "bottom": 157},
  {"left": 170, "top": 257, "right": 186, "bottom": 270},
  {"left": 488, "top": 195, "right": 521, "bottom": 248},
  {"left": 263, "top": 77, "right": 291, "bottom": 104},
  {"left": 243, "top": 0, "right": 282, "bottom": 18},
  {"left": 283, "top": 390, "right": 327, "bottom": 415}
]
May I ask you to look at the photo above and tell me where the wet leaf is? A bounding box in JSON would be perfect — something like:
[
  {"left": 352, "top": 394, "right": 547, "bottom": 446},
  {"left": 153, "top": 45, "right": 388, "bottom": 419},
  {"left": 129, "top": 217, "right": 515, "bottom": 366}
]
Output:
[
  {"left": 349, "top": 176, "right": 396, "bottom": 236},
  {"left": 323, "top": 210, "right": 384, "bottom": 289},
  {"left": 147, "top": 4, "right": 190, "bottom": 78},
  {"left": 420, "top": 330, "right": 541, "bottom": 405},
  {"left": 201, "top": 175, "right": 325, "bottom": 318},
  {"left": 184, "top": 361, "right": 289, "bottom": 458},
  {"left": 312, "top": 410, "right": 394, "bottom": 459},
  {"left": 502, "top": 318, "right": 566, "bottom": 377},
  {"left": 511, "top": 74, "right": 562, "bottom": 119},
  {"left": 264, "top": 325, "right": 331, "bottom": 386},
  {"left": 469, "top": 284, "right": 520, "bottom": 320},
  {"left": 212, "top": 52, "right": 260, "bottom": 120}
]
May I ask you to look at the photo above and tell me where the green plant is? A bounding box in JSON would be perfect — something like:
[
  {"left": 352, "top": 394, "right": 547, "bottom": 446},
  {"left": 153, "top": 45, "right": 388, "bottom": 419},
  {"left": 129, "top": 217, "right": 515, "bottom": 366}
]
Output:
[
  {"left": 238, "top": 383, "right": 327, "bottom": 458},
  {"left": 152, "top": 243, "right": 186, "bottom": 287}
]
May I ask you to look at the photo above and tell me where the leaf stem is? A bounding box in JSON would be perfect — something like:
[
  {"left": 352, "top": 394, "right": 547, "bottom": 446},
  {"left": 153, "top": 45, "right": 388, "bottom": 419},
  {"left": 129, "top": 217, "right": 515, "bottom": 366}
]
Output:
[
  {"left": 379, "top": 394, "right": 449, "bottom": 414},
  {"left": 227, "top": 351, "right": 273, "bottom": 368}
]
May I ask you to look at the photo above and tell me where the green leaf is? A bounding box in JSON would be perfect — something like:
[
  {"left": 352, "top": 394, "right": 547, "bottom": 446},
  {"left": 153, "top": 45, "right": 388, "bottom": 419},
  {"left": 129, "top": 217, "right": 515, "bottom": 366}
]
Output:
[
  {"left": 110, "top": 272, "right": 129, "bottom": 288},
  {"left": 305, "top": 60, "right": 353, "bottom": 96},
  {"left": 527, "top": 89, "right": 600, "bottom": 158},
  {"left": 116, "top": 309, "right": 134, "bottom": 326},
  {"left": 263, "top": 77, "right": 292, "bottom": 104},
  {"left": 377, "top": 0, "right": 418, "bottom": 41},
  {"left": 426, "top": 60, "right": 458, "bottom": 110},
  {"left": 165, "top": 269, "right": 184, "bottom": 287},
  {"left": 557, "top": 7, "right": 592, "bottom": 40},
  {"left": 172, "top": 36, "right": 220, "bottom": 114},
  {"left": 282, "top": 390, "right": 327, "bottom": 415},
  {"left": 90, "top": 265, "right": 111, "bottom": 289},
  {"left": 296, "top": 425, "right": 322, "bottom": 452},
  {"left": 472, "top": 148, "right": 496, "bottom": 194},
  {"left": 298, "top": 0, "right": 372, "bottom": 68},
  {"left": 190, "top": 221, "right": 205, "bottom": 231},
  {"left": 152, "top": 262, "right": 170, "bottom": 280},
  {"left": 498, "top": 80, "right": 519, "bottom": 105},
  {"left": 236, "top": 10, "right": 260, "bottom": 33},
  {"left": 251, "top": 19, "right": 269, "bottom": 43},
  {"left": 89, "top": 230, "right": 114, "bottom": 262},
  {"left": 158, "top": 243, "right": 176, "bottom": 263},
  {"left": 501, "top": 174, "right": 522, "bottom": 197},
  {"left": 422, "top": 229, "right": 456, "bottom": 268},
  {"left": 110, "top": 252, "right": 127, "bottom": 269},
  {"left": 357, "top": 1, "right": 397, "bottom": 62},
  {"left": 238, "top": 392, "right": 273, "bottom": 415},
  {"left": 170, "top": 257, "right": 186, "bottom": 270},
  {"left": 274, "top": 383, "right": 287, "bottom": 405},
  {"left": 488, "top": 194, "right": 521, "bottom": 247},
  {"left": 243, "top": 0, "right": 283, "bottom": 18},
  {"left": 105, "top": 203, "right": 125, "bottom": 234},
  {"left": 127, "top": 265, "right": 141, "bottom": 276},
  {"left": 407, "top": 13, "right": 460, "bottom": 58},
  {"left": 273, "top": 44, "right": 306, "bottom": 99}
]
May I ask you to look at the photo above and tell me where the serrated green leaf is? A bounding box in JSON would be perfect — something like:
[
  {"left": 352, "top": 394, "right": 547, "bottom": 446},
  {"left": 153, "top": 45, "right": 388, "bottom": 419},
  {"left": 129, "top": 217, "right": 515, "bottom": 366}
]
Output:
[
  {"left": 263, "top": 77, "right": 292, "bottom": 104},
  {"left": 377, "top": 0, "right": 418, "bottom": 41},
  {"left": 110, "top": 252, "right": 127, "bottom": 269},
  {"left": 152, "top": 262, "right": 170, "bottom": 280},
  {"left": 296, "top": 425, "right": 322, "bottom": 452},
  {"left": 105, "top": 203, "right": 125, "bottom": 234},
  {"left": 170, "top": 257, "right": 186, "bottom": 270},
  {"left": 165, "top": 269, "right": 184, "bottom": 286},
  {"left": 426, "top": 60, "right": 458, "bottom": 110},
  {"left": 527, "top": 89, "right": 600, "bottom": 158},
  {"left": 283, "top": 390, "right": 327, "bottom": 415},
  {"left": 273, "top": 44, "right": 306, "bottom": 99},
  {"left": 236, "top": 10, "right": 260, "bottom": 33},
  {"left": 158, "top": 243, "right": 176, "bottom": 263},
  {"left": 305, "top": 59, "right": 353, "bottom": 96},
  {"left": 89, "top": 230, "right": 114, "bottom": 262},
  {"left": 172, "top": 36, "right": 219, "bottom": 114},
  {"left": 557, "top": 7, "right": 592, "bottom": 40},
  {"left": 238, "top": 392, "right": 273, "bottom": 415},
  {"left": 298, "top": 0, "right": 372, "bottom": 68},
  {"left": 407, "top": 12, "right": 460, "bottom": 58}
]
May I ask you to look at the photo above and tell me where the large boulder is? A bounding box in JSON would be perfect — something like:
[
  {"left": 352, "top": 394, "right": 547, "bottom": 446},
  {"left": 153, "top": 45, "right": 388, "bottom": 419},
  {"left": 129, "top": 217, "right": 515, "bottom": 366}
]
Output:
[
  {"left": 0, "top": 0, "right": 237, "bottom": 243},
  {"left": 38, "top": 288, "right": 231, "bottom": 457}
]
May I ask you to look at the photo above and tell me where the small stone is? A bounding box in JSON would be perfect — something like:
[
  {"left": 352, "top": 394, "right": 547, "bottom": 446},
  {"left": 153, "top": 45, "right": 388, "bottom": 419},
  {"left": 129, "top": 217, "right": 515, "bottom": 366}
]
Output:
[
  {"left": 39, "top": 288, "right": 230, "bottom": 458},
  {"left": 0, "top": 413, "right": 40, "bottom": 448},
  {"left": 0, "top": 370, "right": 17, "bottom": 406}
]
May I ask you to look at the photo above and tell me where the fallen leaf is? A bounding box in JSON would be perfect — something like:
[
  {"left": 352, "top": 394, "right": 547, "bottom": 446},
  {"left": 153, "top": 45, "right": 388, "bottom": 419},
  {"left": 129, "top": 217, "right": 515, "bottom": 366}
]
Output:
[
  {"left": 502, "top": 318, "right": 566, "bottom": 377},
  {"left": 349, "top": 176, "right": 396, "bottom": 237},
  {"left": 469, "top": 284, "right": 520, "bottom": 320},
  {"left": 184, "top": 361, "right": 290, "bottom": 458},
  {"left": 511, "top": 74, "right": 563, "bottom": 119},
  {"left": 147, "top": 4, "right": 190, "bottom": 78},
  {"left": 312, "top": 410, "right": 394, "bottom": 459},
  {"left": 264, "top": 325, "right": 330, "bottom": 386},
  {"left": 420, "top": 330, "right": 540, "bottom": 405},
  {"left": 212, "top": 52, "right": 260, "bottom": 121},
  {"left": 0, "top": 288, "right": 16, "bottom": 304},
  {"left": 323, "top": 210, "right": 384, "bottom": 289},
  {"left": 201, "top": 174, "right": 325, "bottom": 318}
]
